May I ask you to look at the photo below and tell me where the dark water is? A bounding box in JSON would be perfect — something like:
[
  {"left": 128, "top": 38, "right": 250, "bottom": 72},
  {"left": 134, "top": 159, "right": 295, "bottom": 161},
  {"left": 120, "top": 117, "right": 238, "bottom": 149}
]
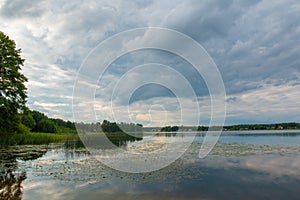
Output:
[{"left": 1, "top": 130, "right": 300, "bottom": 200}]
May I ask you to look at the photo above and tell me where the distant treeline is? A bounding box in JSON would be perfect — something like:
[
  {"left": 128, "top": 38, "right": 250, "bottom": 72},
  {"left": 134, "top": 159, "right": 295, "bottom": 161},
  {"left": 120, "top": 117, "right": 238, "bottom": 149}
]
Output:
[
  {"left": 20, "top": 109, "right": 300, "bottom": 134},
  {"left": 76, "top": 120, "right": 143, "bottom": 134},
  {"left": 158, "top": 122, "right": 300, "bottom": 132},
  {"left": 21, "top": 110, "right": 77, "bottom": 134},
  {"left": 76, "top": 119, "right": 144, "bottom": 140},
  {"left": 22, "top": 110, "right": 144, "bottom": 134},
  {"left": 223, "top": 122, "right": 300, "bottom": 131},
  {"left": 196, "top": 122, "right": 300, "bottom": 131},
  {"left": 160, "top": 126, "right": 179, "bottom": 132}
]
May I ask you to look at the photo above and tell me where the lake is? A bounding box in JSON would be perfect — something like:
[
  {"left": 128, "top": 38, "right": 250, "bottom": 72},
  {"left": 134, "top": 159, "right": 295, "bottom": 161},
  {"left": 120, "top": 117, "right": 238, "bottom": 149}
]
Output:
[{"left": 1, "top": 130, "right": 300, "bottom": 200}]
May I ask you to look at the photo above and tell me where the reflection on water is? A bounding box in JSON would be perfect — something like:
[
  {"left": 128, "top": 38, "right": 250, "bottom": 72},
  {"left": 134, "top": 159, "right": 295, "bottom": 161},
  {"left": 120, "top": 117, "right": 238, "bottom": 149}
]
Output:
[
  {"left": 103, "top": 132, "right": 143, "bottom": 147},
  {"left": 195, "top": 130, "right": 300, "bottom": 146},
  {"left": 0, "top": 170, "right": 26, "bottom": 200},
  {"left": 0, "top": 146, "right": 46, "bottom": 200},
  {"left": 78, "top": 132, "right": 143, "bottom": 150},
  {"left": 1, "top": 131, "right": 300, "bottom": 200},
  {"left": 22, "top": 154, "right": 300, "bottom": 200},
  {"left": 155, "top": 132, "right": 178, "bottom": 137}
]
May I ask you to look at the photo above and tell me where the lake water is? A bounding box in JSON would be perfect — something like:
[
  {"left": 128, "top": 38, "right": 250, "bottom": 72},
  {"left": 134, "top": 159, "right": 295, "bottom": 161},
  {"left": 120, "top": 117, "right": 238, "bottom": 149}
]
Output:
[{"left": 1, "top": 130, "right": 300, "bottom": 200}]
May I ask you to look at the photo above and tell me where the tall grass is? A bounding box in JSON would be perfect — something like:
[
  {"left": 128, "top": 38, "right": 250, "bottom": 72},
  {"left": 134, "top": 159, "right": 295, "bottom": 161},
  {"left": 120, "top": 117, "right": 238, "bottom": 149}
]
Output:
[{"left": 0, "top": 132, "right": 79, "bottom": 145}]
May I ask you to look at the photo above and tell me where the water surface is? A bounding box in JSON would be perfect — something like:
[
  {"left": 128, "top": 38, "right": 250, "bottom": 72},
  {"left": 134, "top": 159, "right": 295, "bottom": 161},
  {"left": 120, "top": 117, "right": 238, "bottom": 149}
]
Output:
[{"left": 1, "top": 130, "right": 300, "bottom": 200}]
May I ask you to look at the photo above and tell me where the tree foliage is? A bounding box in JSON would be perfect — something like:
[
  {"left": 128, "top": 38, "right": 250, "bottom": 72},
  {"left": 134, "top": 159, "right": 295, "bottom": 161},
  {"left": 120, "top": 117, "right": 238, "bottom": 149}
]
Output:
[
  {"left": 101, "top": 120, "right": 122, "bottom": 133},
  {"left": 21, "top": 108, "right": 36, "bottom": 129},
  {"left": 100, "top": 120, "right": 143, "bottom": 133},
  {"left": 197, "top": 126, "right": 209, "bottom": 131},
  {"left": 33, "top": 119, "right": 57, "bottom": 133},
  {"left": 196, "top": 122, "right": 300, "bottom": 131},
  {"left": 0, "top": 31, "right": 28, "bottom": 133},
  {"left": 223, "top": 122, "right": 300, "bottom": 131},
  {"left": 26, "top": 110, "right": 76, "bottom": 133},
  {"left": 160, "top": 126, "right": 179, "bottom": 132}
]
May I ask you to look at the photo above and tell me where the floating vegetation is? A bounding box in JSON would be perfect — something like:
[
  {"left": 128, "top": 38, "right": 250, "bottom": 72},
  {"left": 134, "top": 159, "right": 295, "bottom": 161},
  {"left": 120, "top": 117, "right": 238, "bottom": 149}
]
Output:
[
  {"left": 0, "top": 145, "right": 51, "bottom": 200},
  {"left": 11, "top": 141, "right": 300, "bottom": 183},
  {"left": 1, "top": 137, "right": 300, "bottom": 200}
]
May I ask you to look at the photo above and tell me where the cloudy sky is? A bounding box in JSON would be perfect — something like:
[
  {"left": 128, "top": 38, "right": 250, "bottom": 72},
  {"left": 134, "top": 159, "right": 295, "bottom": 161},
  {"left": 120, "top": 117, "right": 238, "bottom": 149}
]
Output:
[{"left": 0, "top": 0, "right": 299, "bottom": 126}]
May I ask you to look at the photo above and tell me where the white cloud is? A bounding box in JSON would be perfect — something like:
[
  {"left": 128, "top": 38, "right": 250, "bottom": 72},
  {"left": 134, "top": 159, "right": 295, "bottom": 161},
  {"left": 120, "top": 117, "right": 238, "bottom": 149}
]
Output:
[
  {"left": 0, "top": 0, "right": 299, "bottom": 124},
  {"left": 226, "top": 82, "right": 300, "bottom": 124}
]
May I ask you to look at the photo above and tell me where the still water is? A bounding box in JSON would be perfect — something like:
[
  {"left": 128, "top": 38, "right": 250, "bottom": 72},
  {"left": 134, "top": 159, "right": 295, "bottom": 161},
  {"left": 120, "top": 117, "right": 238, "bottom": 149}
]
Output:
[{"left": 1, "top": 130, "right": 300, "bottom": 200}]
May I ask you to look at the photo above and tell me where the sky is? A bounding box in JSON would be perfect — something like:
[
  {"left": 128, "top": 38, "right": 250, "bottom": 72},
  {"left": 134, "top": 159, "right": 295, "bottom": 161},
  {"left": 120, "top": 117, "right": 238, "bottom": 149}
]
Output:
[{"left": 0, "top": 0, "right": 299, "bottom": 126}]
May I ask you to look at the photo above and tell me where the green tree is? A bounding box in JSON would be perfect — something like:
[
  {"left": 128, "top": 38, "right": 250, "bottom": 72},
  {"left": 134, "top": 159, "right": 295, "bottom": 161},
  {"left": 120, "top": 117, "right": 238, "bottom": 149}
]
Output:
[
  {"left": 101, "top": 120, "right": 110, "bottom": 132},
  {"left": 33, "top": 119, "right": 57, "bottom": 133},
  {"left": 0, "top": 31, "right": 28, "bottom": 134},
  {"left": 197, "top": 126, "right": 208, "bottom": 131},
  {"left": 161, "top": 126, "right": 179, "bottom": 132},
  {"left": 31, "top": 110, "right": 47, "bottom": 123},
  {"left": 21, "top": 109, "right": 36, "bottom": 129},
  {"left": 100, "top": 120, "right": 123, "bottom": 133}
]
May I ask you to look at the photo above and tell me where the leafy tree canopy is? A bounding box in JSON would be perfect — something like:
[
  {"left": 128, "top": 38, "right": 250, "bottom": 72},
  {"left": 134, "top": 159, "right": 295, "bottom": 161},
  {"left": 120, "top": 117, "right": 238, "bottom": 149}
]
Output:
[
  {"left": 160, "top": 126, "right": 179, "bottom": 132},
  {"left": 0, "top": 31, "right": 28, "bottom": 133}
]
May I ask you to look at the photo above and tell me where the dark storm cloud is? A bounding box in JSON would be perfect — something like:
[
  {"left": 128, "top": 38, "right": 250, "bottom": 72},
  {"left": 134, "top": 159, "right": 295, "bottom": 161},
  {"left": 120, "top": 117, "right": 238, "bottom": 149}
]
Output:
[
  {"left": 129, "top": 84, "right": 176, "bottom": 104},
  {"left": 159, "top": 0, "right": 300, "bottom": 95},
  {"left": 0, "top": 0, "right": 45, "bottom": 18},
  {"left": 0, "top": 0, "right": 299, "bottom": 124}
]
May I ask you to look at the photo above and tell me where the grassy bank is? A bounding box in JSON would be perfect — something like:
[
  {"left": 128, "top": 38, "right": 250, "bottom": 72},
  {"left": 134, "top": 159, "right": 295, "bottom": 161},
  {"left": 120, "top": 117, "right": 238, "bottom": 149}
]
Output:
[{"left": 0, "top": 132, "right": 79, "bottom": 145}]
